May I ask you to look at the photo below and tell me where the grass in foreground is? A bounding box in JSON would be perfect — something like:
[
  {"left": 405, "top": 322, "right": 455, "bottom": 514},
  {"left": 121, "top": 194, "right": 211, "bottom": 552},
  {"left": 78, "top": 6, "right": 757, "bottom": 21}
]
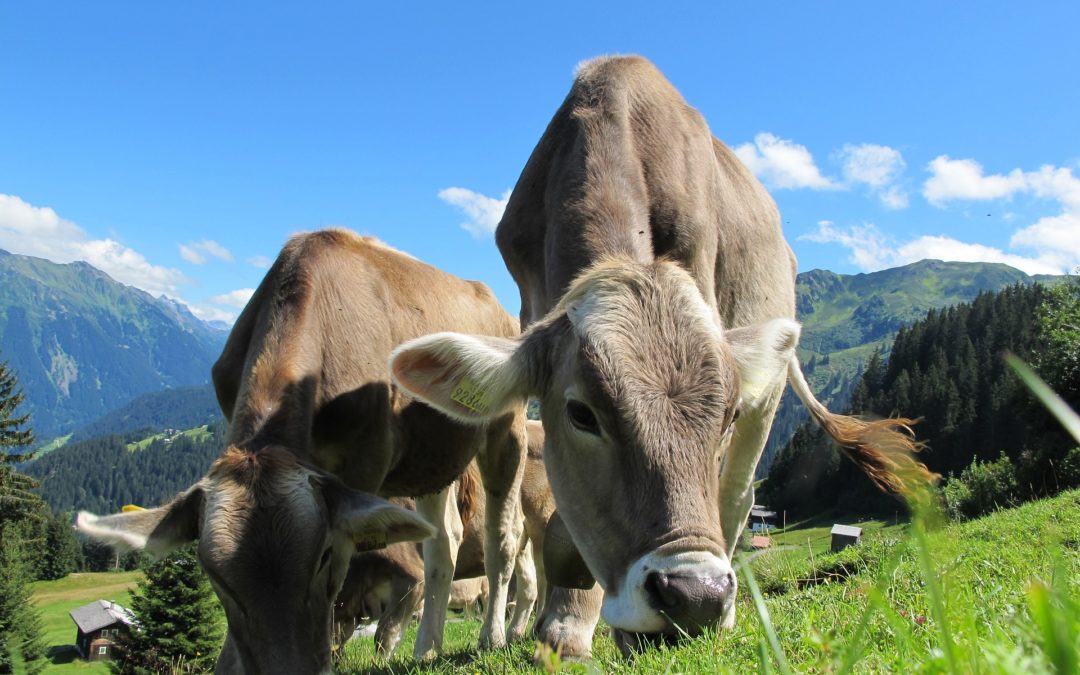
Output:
[
  {"left": 30, "top": 571, "right": 142, "bottom": 674},
  {"left": 337, "top": 489, "right": 1080, "bottom": 673}
]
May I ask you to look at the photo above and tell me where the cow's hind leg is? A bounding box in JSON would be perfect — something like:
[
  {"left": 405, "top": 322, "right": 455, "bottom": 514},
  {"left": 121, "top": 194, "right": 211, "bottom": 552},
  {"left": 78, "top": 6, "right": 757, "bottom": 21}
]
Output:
[
  {"left": 716, "top": 380, "right": 784, "bottom": 628},
  {"left": 476, "top": 413, "right": 527, "bottom": 649},
  {"left": 507, "top": 537, "right": 538, "bottom": 640},
  {"left": 413, "top": 485, "right": 462, "bottom": 659}
]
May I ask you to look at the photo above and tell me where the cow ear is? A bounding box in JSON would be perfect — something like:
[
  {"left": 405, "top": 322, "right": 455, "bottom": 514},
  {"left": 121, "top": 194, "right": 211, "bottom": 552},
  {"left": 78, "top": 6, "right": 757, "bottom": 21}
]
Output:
[
  {"left": 76, "top": 485, "right": 203, "bottom": 558},
  {"left": 726, "top": 319, "right": 801, "bottom": 408},
  {"left": 327, "top": 484, "right": 436, "bottom": 552},
  {"left": 390, "top": 333, "right": 528, "bottom": 423}
]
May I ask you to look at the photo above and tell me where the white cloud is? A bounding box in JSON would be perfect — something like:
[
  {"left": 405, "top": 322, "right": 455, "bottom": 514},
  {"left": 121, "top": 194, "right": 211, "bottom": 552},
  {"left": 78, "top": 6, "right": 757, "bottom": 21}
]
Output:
[
  {"left": 837, "top": 143, "right": 909, "bottom": 209},
  {"left": 209, "top": 288, "right": 255, "bottom": 308},
  {"left": 247, "top": 255, "right": 272, "bottom": 269},
  {"left": 923, "top": 156, "right": 1027, "bottom": 205},
  {"left": 733, "top": 133, "right": 838, "bottom": 190},
  {"left": 921, "top": 157, "right": 1080, "bottom": 272},
  {"left": 179, "top": 239, "right": 233, "bottom": 265},
  {"left": 187, "top": 303, "right": 237, "bottom": 324},
  {"left": 801, "top": 221, "right": 1066, "bottom": 276},
  {"left": 800, "top": 222, "right": 895, "bottom": 270},
  {"left": 438, "top": 187, "right": 511, "bottom": 238},
  {"left": 0, "top": 193, "right": 190, "bottom": 297}
]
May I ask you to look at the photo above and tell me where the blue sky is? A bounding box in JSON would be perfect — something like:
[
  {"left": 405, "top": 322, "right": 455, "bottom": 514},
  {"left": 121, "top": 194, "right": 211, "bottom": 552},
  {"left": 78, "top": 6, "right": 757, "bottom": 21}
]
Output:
[{"left": 2, "top": 2, "right": 1078, "bottom": 322}]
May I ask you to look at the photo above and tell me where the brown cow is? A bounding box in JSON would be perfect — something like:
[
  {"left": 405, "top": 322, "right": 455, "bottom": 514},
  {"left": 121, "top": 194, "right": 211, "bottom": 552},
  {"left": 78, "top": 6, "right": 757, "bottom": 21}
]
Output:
[
  {"left": 390, "top": 57, "right": 931, "bottom": 655},
  {"left": 78, "top": 229, "right": 528, "bottom": 672}
]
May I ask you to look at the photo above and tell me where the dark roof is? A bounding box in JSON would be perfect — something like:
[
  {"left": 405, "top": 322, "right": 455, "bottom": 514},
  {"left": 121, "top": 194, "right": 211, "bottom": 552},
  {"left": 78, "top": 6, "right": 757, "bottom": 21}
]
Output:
[
  {"left": 70, "top": 600, "right": 134, "bottom": 634},
  {"left": 831, "top": 524, "right": 863, "bottom": 538}
]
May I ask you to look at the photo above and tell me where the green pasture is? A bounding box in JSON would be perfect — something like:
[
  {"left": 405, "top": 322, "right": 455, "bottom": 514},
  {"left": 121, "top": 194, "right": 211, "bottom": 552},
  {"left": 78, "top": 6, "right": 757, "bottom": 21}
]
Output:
[{"left": 29, "top": 571, "right": 141, "bottom": 674}]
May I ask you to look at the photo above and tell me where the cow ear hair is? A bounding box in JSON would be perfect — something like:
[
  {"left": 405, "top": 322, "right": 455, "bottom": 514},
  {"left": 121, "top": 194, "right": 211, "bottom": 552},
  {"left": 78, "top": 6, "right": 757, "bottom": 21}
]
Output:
[
  {"left": 325, "top": 482, "right": 436, "bottom": 552},
  {"left": 76, "top": 484, "right": 203, "bottom": 558},
  {"left": 726, "top": 318, "right": 801, "bottom": 408},
  {"left": 389, "top": 332, "right": 528, "bottom": 423}
]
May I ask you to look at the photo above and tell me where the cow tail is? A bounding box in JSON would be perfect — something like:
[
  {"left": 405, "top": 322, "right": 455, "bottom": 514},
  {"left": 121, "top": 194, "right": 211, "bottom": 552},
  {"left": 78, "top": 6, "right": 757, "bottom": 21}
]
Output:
[{"left": 786, "top": 358, "right": 939, "bottom": 498}]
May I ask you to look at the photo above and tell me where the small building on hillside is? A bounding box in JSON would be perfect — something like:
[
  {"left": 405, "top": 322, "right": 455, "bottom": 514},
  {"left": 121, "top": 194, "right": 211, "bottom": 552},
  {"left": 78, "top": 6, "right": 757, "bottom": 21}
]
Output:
[
  {"left": 70, "top": 600, "right": 135, "bottom": 661},
  {"left": 748, "top": 505, "right": 778, "bottom": 532},
  {"left": 830, "top": 524, "right": 863, "bottom": 552}
]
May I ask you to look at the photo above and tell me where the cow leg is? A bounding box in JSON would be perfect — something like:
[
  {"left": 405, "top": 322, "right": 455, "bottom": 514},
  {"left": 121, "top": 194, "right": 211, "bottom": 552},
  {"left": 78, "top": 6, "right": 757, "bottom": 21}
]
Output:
[
  {"left": 533, "top": 584, "right": 603, "bottom": 660},
  {"left": 375, "top": 577, "right": 423, "bottom": 658},
  {"left": 507, "top": 537, "right": 538, "bottom": 640},
  {"left": 413, "top": 485, "right": 462, "bottom": 659},
  {"left": 476, "top": 414, "right": 527, "bottom": 649},
  {"left": 716, "top": 381, "right": 785, "bottom": 628}
]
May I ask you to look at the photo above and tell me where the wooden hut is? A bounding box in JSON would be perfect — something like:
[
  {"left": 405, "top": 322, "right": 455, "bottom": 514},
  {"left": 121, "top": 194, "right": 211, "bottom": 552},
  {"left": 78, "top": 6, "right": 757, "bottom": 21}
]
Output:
[
  {"left": 70, "top": 600, "right": 134, "bottom": 661},
  {"left": 830, "top": 524, "right": 863, "bottom": 552}
]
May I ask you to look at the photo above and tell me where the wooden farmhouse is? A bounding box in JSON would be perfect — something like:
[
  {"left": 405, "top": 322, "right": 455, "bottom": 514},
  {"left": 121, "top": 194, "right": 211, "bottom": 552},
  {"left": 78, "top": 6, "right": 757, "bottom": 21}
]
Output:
[
  {"left": 830, "top": 524, "right": 863, "bottom": 552},
  {"left": 70, "top": 600, "right": 135, "bottom": 661},
  {"left": 748, "top": 505, "right": 778, "bottom": 532}
]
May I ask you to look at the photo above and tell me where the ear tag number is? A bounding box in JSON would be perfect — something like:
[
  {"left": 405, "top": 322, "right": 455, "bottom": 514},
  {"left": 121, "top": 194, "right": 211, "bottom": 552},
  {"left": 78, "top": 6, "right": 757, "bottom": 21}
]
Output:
[
  {"left": 451, "top": 377, "right": 491, "bottom": 414},
  {"left": 356, "top": 532, "right": 388, "bottom": 552}
]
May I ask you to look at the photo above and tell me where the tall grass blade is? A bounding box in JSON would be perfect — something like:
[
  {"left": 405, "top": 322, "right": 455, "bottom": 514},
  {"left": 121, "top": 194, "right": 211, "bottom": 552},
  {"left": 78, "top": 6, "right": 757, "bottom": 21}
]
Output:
[
  {"left": 911, "top": 518, "right": 959, "bottom": 673},
  {"left": 738, "top": 559, "right": 793, "bottom": 675}
]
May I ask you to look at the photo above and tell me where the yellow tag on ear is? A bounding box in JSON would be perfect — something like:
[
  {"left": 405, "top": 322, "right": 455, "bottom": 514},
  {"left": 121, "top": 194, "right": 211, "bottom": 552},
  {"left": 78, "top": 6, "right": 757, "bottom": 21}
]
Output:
[
  {"left": 450, "top": 377, "right": 491, "bottom": 414},
  {"left": 121, "top": 504, "right": 145, "bottom": 512},
  {"left": 356, "top": 532, "right": 388, "bottom": 552}
]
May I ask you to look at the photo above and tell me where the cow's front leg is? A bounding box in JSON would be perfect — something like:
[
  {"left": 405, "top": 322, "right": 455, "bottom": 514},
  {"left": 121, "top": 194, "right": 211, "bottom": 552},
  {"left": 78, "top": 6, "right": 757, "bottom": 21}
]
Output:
[
  {"left": 716, "top": 381, "right": 784, "bottom": 628},
  {"left": 413, "top": 485, "right": 462, "bottom": 659},
  {"left": 476, "top": 413, "right": 527, "bottom": 649},
  {"left": 533, "top": 584, "right": 603, "bottom": 659}
]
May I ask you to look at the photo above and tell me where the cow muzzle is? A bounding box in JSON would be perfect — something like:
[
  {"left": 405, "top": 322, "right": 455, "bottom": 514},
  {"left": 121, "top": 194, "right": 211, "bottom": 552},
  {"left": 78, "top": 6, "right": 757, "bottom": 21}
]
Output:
[{"left": 601, "top": 550, "right": 735, "bottom": 636}]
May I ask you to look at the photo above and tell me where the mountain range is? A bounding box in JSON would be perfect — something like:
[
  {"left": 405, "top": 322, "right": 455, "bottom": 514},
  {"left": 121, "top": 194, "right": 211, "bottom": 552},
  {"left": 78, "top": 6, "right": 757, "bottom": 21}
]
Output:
[
  {"left": 0, "top": 249, "right": 227, "bottom": 439},
  {"left": 2, "top": 250, "right": 1066, "bottom": 494}
]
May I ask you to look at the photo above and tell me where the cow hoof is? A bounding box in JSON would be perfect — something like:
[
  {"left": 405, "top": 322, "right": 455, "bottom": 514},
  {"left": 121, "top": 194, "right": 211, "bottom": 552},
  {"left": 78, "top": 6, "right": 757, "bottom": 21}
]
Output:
[
  {"left": 533, "top": 623, "right": 592, "bottom": 660},
  {"left": 477, "top": 634, "right": 507, "bottom": 651}
]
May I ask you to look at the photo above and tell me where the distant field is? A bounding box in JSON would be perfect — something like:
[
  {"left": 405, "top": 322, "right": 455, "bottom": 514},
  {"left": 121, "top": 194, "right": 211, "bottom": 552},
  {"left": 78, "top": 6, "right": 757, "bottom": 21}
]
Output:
[
  {"left": 126, "top": 424, "right": 212, "bottom": 451},
  {"left": 30, "top": 571, "right": 141, "bottom": 674}
]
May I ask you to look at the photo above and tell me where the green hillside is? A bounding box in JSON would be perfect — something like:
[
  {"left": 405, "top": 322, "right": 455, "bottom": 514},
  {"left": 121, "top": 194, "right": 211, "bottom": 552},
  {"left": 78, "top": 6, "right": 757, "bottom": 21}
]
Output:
[
  {"left": 760, "top": 259, "right": 1065, "bottom": 476},
  {"left": 0, "top": 249, "right": 227, "bottom": 438},
  {"left": 336, "top": 489, "right": 1080, "bottom": 673}
]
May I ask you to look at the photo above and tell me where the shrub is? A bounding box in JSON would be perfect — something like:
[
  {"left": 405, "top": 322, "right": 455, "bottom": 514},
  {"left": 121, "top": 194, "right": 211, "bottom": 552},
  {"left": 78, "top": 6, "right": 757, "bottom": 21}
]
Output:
[{"left": 943, "top": 453, "right": 1019, "bottom": 520}]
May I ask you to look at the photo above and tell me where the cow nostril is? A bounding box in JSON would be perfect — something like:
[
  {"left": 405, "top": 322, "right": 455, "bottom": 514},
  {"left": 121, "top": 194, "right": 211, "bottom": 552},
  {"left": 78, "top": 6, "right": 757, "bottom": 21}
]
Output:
[{"left": 644, "top": 571, "right": 680, "bottom": 609}]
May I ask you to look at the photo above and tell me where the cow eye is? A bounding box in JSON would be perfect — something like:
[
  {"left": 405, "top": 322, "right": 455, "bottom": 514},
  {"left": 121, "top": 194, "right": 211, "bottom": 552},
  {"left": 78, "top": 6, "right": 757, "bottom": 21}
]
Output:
[{"left": 566, "top": 400, "right": 600, "bottom": 436}]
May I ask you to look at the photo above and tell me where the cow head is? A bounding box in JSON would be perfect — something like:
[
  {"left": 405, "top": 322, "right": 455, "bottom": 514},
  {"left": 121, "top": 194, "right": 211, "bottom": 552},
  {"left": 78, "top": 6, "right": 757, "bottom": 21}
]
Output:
[
  {"left": 77, "top": 446, "right": 434, "bottom": 674},
  {"left": 390, "top": 260, "right": 797, "bottom": 639}
]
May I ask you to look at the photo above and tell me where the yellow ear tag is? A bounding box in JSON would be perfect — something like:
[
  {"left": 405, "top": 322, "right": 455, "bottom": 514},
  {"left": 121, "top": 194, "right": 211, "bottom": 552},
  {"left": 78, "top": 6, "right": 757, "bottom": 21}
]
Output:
[
  {"left": 121, "top": 504, "right": 145, "bottom": 512},
  {"left": 450, "top": 377, "right": 491, "bottom": 414}
]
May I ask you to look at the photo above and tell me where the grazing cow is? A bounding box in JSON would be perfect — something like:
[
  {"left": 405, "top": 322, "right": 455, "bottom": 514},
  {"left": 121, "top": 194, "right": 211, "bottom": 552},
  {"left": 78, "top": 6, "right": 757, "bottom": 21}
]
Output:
[
  {"left": 77, "top": 229, "right": 528, "bottom": 672},
  {"left": 390, "top": 56, "right": 932, "bottom": 655},
  {"left": 335, "top": 424, "right": 550, "bottom": 656}
]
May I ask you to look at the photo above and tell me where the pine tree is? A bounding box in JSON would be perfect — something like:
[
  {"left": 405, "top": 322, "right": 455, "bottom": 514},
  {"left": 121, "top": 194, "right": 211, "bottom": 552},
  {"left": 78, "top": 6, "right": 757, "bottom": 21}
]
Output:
[
  {"left": 39, "top": 512, "right": 84, "bottom": 580},
  {"left": 111, "top": 546, "right": 223, "bottom": 674},
  {"left": 0, "top": 526, "right": 46, "bottom": 674},
  {"left": 0, "top": 360, "right": 34, "bottom": 460}
]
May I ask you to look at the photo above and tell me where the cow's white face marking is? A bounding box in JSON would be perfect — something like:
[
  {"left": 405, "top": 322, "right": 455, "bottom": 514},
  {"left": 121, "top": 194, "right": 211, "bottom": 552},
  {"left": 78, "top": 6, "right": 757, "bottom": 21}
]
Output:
[{"left": 601, "top": 551, "right": 734, "bottom": 632}]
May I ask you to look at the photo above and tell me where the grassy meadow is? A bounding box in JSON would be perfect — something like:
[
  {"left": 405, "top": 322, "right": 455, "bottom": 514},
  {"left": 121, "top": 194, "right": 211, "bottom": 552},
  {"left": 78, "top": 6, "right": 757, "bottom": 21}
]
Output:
[
  {"left": 336, "top": 489, "right": 1080, "bottom": 673},
  {"left": 27, "top": 490, "right": 1079, "bottom": 673},
  {"left": 29, "top": 571, "right": 141, "bottom": 674}
]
